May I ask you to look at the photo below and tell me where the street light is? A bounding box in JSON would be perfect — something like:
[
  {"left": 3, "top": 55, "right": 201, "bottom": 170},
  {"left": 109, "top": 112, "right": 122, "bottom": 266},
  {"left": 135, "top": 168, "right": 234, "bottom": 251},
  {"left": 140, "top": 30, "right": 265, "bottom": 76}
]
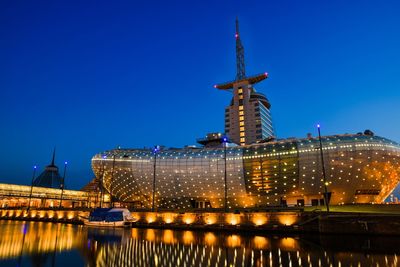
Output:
[
  {"left": 59, "top": 161, "right": 68, "bottom": 209},
  {"left": 99, "top": 155, "right": 107, "bottom": 208},
  {"left": 223, "top": 137, "right": 228, "bottom": 212},
  {"left": 109, "top": 151, "right": 117, "bottom": 208},
  {"left": 260, "top": 158, "right": 264, "bottom": 195},
  {"left": 152, "top": 146, "right": 159, "bottom": 212},
  {"left": 317, "top": 124, "right": 330, "bottom": 212},
  {"left": 27, "top": 165, "right": 37, "bottom": 210}
]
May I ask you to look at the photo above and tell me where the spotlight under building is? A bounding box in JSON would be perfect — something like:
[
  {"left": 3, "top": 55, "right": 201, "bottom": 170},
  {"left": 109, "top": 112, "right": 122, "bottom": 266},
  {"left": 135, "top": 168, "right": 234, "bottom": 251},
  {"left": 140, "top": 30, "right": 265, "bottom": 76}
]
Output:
[{"left": 92, "top": 20, "right": 400, "bottom": 209}]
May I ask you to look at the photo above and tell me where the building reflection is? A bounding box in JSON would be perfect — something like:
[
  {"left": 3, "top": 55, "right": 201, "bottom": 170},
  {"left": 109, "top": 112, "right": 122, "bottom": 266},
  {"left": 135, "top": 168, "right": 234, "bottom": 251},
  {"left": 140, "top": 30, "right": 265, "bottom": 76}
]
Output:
[
  {"left": 0, "top": 221, "right": 399, "bottom": 267},
  {"left": 88, "top": 229, "right": 400, "bottom": 267},
  {"left": 0, "top": 221, "right": 84, "bottom": 259}
]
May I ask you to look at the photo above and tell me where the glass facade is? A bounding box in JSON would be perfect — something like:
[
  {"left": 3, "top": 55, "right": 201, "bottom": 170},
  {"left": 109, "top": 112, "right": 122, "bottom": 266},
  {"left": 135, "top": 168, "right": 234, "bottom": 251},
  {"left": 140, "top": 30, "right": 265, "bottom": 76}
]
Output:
[
  {"left": 92, "top": 134, "right": 400, "bottom": 209},
  {"left": 258, "top": 101, "right": 274, "bottom": 138}
]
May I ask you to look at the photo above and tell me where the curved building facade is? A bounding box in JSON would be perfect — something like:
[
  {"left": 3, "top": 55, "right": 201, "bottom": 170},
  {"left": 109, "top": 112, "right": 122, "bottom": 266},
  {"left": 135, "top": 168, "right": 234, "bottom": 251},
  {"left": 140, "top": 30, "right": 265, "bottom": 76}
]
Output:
[
  {"left": 92, "top": 134, "right": 400, "bottom": 209},
  {"left": 92, "top": 20, "right": 400, "bottom": 209}
]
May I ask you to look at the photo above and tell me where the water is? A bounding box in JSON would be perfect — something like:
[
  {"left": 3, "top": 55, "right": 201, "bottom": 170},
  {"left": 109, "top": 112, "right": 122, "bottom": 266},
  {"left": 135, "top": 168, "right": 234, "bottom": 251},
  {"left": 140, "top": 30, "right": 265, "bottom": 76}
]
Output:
[{"left": 0, "top": 220, "right": 399, "bottom": 266}]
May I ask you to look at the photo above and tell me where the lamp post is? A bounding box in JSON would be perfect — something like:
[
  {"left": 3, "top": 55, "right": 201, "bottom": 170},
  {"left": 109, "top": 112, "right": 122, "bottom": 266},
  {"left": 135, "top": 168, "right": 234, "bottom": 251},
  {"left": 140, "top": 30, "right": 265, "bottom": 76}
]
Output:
[
  {"left": 260, "top": 158, "right": 264, "bottom": 194},
  {"left": 59, "top": 161, "right": 67, "bottom": 209},
  {"left": 28, "top": 165, "right": 37, "bottom": 210},
  {"left": 317, "top": 124, "right": 330, "bottom": 212},
  {"left": 109, "top": 151, "right": 117, "bottom": 208},
  {"left": 152, "top": 146, "right": 159, "bottom": 212},
  {"left": 99, "top": 155, "right": 107, "bottom": 208},
  {"left": 223, "top": 137, "right": 228, "bottom": 213}
]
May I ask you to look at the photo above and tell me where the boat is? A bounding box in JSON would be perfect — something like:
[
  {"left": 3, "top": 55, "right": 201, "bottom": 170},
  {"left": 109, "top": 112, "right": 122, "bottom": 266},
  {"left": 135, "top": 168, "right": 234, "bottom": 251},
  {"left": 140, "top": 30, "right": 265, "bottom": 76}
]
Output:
[{"left": 84, "top": 208, "right": 134, "bottom": 227}]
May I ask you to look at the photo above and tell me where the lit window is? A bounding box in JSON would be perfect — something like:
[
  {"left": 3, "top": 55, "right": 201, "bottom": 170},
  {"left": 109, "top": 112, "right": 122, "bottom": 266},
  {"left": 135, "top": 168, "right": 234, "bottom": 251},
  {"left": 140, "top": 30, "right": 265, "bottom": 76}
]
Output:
[
  {"left": 240, "top": 132, "right": 245, "bottom": 137},
  {"left": 239, "top": 105, "right": 244, "bottom": 111},
  {"left": 239, "top": 121, "right": 244, "bottom": 126},
  {"left": 240, "top": 127, "right": 245, "bottom": 131},
  {"left": 239, "top": 116, "right": 244, "bottom": 121},
  {"left": 238, "top": 88, "right": 243, "bottom": 94},
  {"left": 240, "top": 137, "right": 245, "bottom": 143},
  {"left": 239, "top": 111, "right": 244, "bottom": 116}
]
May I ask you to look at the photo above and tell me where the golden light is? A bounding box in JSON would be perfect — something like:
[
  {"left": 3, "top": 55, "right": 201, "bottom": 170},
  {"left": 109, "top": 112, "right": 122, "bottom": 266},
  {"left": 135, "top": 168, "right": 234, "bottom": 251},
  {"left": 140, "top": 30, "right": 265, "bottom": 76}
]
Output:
[
  {"left": 57, "top": 211, "right": 64, "bottom": 219},
  {"left": 0, "top": 219, "right": 85, "bottom": 258},
  {"left": 277, "top": 214, "right": 297, "bottom": 226},
  {"left": 204, "top": 232, "right": 217, "bottom": 246},
  {"left": 182, "top": 231, "right": 194, "bottom": 245},
  {"left": 145, "top": 213, "right": 156, "bottom": 223},
  {"left": 162, "top": 230, "right": 176, "bottom": 244},
  {"left": 67, "top": 212, "right": 74, "bottom": 220},
  {"left": 251, "top": 214, "right": 268, "bottom": 226},
  {"left": 226, "top": 234, "right": 241, "bottom": 248},
  {"left": 131, "top": 212, "right": 141, "bottom": 222},
  {"left": 145, "top": 229, "right": 156, "bottom": 242},
  {"left": 131, "top": 228, "right": 139, "bottom": 239},
  {"left": 225, "top": 213, "right": 241, "bottom": 225},
  {"left": 280, "top": 237, "right": 298, "bottom": 251},
  {"left": 39, "top": 211, "right": 46, "bottom": 218},
  {"left": 48, "top": 211, "right": 54, "bottom": 219},
  {"left": 204, "top": 213, "right": 217, "bottom": 225},
  {"left": 30, "top": 211, "right": 36, "bottom": 218},
  {"left": 253, "top": 236, "right": 270, "bottom": 250},
  {"left": 162, "top": 213, "right": 177, "bottom": 224},
  {"left": 182, "top": 214, "right": 196, "bottom": 224}
]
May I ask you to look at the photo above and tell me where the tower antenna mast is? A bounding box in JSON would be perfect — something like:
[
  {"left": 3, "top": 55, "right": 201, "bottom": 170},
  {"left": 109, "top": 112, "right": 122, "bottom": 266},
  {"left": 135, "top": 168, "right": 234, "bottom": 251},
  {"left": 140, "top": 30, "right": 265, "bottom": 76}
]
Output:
[{"left": 235, "top": 18, "right": 246, "bottom": 80}]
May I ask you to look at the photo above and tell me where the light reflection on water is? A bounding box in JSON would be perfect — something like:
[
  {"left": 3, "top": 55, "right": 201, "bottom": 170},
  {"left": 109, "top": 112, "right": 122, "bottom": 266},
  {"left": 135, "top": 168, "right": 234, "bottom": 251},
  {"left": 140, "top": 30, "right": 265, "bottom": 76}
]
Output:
[{"left": 0, "top": 220, "right": 399, "bottom": 266}]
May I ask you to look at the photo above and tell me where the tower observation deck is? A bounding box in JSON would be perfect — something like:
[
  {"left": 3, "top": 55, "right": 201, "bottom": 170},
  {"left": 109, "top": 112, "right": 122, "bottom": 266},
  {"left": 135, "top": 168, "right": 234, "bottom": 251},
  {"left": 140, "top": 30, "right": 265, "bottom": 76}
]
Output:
[{"left": 215, "top": 18, "right": 274, "bottom": 146}]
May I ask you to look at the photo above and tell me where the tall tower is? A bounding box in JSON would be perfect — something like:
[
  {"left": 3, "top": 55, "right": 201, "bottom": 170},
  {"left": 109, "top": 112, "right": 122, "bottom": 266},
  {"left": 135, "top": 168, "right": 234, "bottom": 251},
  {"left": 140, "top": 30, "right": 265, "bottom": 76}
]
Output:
[{"left": 215, "top": 18, "right": 274, "bottom": 146}]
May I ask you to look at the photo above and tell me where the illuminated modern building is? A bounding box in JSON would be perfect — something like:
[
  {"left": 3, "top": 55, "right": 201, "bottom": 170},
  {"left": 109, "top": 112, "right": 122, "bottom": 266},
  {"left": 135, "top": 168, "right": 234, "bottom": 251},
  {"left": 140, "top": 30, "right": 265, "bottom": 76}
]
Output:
[
  {"left": 91, "top": 20, "right": 400, "bottom": 209},
  {"left": 215, "top": 18, "right": 273, "bottom": 145},
  {"left": 92, "top": 132, "right": 400, "bottom": 208},
  {"left": 0, "top": 182, "right": 98, "bottom": 208}
]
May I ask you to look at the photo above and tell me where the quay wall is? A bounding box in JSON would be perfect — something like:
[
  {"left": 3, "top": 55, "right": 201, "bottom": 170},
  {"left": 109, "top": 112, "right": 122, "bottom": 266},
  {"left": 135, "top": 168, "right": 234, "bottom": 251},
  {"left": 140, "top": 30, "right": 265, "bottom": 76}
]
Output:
[
  {"left": 130, "top": 211, "right": 301, "bottom": 229},
  {"left": 1, "top": 208, "right": 400, "bottom": 235},
  {"left": 0, "top": 208, "right": 89, "bottom": 223}
]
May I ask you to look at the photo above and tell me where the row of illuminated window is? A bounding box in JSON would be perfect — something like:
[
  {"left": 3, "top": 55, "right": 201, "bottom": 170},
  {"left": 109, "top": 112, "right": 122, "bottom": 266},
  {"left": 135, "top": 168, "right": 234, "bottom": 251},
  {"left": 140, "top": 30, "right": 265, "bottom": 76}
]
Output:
[
  {"left": 238, "top": 103, "right": 246, "bottom": 146},
  {"left": 238, "top": 88, "right": 243, "bottom": 101}
]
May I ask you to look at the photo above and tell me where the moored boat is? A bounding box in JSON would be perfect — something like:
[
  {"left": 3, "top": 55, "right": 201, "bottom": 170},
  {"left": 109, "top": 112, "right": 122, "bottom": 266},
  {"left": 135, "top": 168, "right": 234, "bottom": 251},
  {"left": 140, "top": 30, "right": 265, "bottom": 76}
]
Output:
[{"left": 84, "top": 208, "right": 134, "bottom": 227}]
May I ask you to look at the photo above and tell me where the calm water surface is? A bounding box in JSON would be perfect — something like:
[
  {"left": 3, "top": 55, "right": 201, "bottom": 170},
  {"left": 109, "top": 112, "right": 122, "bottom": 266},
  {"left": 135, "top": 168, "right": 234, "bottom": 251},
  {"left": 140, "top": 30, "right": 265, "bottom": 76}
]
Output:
[{"left": 0, "top": 220, "right": 399, "bottom": 266}]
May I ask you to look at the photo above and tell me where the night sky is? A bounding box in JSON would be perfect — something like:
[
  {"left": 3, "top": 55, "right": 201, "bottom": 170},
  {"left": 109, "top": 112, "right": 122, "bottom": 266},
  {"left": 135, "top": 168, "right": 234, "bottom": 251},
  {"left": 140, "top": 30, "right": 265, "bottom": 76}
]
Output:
[{"left": 1, "top": 1, "right": 399, "bottom": 190}]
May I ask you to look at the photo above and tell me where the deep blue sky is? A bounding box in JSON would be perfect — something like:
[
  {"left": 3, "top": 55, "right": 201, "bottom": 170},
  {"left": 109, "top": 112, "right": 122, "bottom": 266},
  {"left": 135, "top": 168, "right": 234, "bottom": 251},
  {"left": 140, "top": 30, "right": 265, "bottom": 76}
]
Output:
[{"left": 1, "top": 1, "right": 399, "bottom": 190}]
